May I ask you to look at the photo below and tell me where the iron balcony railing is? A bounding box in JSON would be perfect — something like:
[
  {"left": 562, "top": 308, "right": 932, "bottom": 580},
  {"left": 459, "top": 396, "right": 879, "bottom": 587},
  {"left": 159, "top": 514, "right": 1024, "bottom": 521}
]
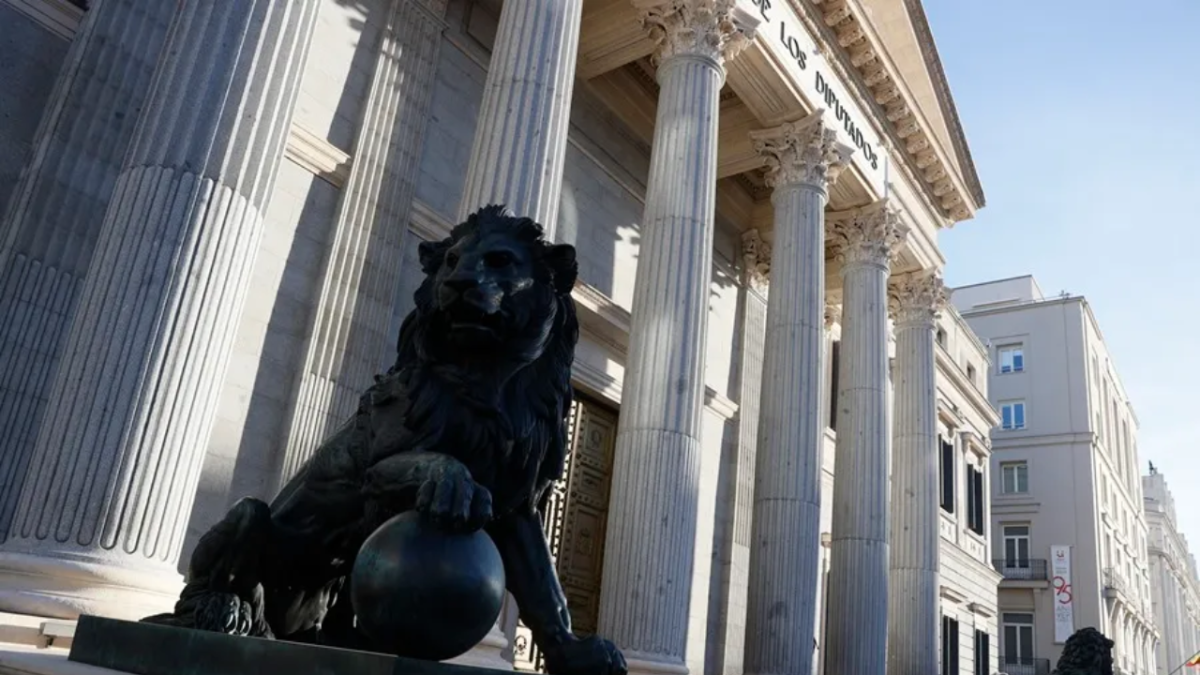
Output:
[
  {"left": 993, "top": 558, "right": 1049, "bottom": 581},
  {"left": 1000, "top": 657, "right": 1052, "bottom": 675}
]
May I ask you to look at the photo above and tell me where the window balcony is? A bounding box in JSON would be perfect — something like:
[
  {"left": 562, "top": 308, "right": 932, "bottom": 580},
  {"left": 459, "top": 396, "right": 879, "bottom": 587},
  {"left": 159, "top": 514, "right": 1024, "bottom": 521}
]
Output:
[
  {"left": 994, "top": 558, "right": 1048, "bottom": 581},
  {"left": 1000, "top": 657, "right": 1051, "bottom": 675}
]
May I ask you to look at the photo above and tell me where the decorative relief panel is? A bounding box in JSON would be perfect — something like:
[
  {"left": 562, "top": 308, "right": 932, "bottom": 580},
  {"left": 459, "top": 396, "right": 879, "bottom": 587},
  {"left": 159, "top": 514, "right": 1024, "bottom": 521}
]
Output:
[{"left": 513, "top": 397, "right": 619, "bottom": 673}]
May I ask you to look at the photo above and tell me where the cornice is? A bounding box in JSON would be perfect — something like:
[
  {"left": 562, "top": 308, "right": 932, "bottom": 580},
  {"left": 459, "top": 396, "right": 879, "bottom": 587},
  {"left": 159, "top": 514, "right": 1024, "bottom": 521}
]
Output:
[
  {"left": 285, "top": 124, "right": 351, "bottom": 188},
  {"left": 2, "top": 0, "right": 84, "bottom": 40},
  {"left": 798, "top": 0, "right": 979, "bottom": 222}
]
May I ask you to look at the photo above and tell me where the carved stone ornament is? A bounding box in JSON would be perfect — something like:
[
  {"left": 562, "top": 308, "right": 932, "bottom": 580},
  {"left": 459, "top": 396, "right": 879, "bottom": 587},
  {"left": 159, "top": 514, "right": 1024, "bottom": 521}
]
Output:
[
  {"left": 824, "top": 301, "right": 842, "bottom": 330},
  {"left": 634, "top": 0, "right": 759, "bottom": 67},
  {"left": 888, "top": 272, "right": 948, "bottom": 327},
  {"left": 750, "top": 112, "right": 854, "bottom": 190},
  {"left": 828, "top": 202, "right": 908, "bottom": 268},
  {"left": 741, "top": 228, "right": 771, "bottom": 291}
]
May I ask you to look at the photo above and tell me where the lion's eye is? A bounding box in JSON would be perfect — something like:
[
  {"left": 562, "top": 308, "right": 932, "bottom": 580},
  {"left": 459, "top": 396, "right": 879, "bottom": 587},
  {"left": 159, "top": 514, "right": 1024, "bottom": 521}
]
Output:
[
  {"left": 484, "top": 251, "right": 514, "bottom": 268},
  {"left": 445, "top": 252, "right": 459, "bottom": 268}
]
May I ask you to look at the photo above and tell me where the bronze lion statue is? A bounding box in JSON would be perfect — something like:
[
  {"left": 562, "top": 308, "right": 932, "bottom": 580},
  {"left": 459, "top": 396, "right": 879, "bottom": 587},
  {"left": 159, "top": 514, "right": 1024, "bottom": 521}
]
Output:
[
  {"left": 145, "top": 205, "right": 626, "bottom": 675},
  {"left": 1052, "top": 627, "right": 1113, "bottom": 675}
]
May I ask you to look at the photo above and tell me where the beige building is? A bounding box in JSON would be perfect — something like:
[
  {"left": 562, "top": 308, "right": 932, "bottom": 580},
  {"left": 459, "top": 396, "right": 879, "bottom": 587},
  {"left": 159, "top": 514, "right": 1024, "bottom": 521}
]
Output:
[
  {"left": 955, "top": 276, "right": 1158, "bottom": 675},
  {"left": 1143, "top": 470, "right": 1200, "bottom": 674},
  {"left": 0, "top": 1, "right": 999, "bottom": 674}
]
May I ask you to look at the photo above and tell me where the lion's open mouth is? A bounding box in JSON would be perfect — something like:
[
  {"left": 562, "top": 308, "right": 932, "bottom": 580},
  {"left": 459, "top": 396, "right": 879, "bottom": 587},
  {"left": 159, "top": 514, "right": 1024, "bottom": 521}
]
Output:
[{"left": 446, "top": 302, "right": 505, "bottom": 334}]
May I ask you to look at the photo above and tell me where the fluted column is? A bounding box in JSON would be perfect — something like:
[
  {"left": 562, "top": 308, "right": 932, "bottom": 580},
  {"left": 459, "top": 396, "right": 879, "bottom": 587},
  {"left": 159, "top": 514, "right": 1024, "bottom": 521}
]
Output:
[
  {"left": 744, "top": 113, "right": 851, "bottom": 675},
  {"left": 823, "top": 203, "right": 906, "bottom": 675},
  {"left": 456, "top": 0, "right": 583, "bottom": 235},
  {"left": 598, "top": 2, "right": 756, "bottom": 673},
  {"left": 0, "top": 0, "right": 177, "bottom": 543},
  {"left": 0, "top": 0, "right": 318, "bottom": 620},
  {"left": 885, "top": 271, "right": 947, "bottom": 675},
  {"left": 277, "top": 0, "right": 447, "bottom": 484}
]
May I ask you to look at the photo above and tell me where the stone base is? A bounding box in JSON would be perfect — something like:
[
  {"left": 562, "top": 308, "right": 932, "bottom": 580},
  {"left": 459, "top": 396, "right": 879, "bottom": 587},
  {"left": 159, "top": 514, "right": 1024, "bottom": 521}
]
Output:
[
  {"left": 0, "top": 554, "right": 181, "bottom": 621},
  {"left": 0, "top": 614, "right": 74, "bottom": 652},
  {"left": 66, "top": 616, "right": 516, "bottom": 675}
]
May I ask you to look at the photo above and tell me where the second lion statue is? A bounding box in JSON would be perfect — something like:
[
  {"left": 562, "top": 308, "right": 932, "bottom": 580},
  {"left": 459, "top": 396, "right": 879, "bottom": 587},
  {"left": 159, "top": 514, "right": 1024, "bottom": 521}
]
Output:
[{"left": 144, "top": 205, "right": 627, "bottom": 675}]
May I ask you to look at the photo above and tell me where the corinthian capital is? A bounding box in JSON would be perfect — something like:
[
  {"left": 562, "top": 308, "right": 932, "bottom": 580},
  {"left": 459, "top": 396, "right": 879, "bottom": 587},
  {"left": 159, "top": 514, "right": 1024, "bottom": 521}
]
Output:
[
  {"left": 824, "top": 300, "right": 842, "bottom": 330},
  {"left": 741, "top": 228, "right": 771, "bottom": 292},
  {"left": 828, "top": 202, "right": 907, "bottom": 268},
  {"left": 888, "top": 272, "right": 948, "bottom": 327},
  {"left": 635, "top": 0, "right": 759, "bottom": 67},
  {"left": 750, "top": 111, "right": 854, "bottom": 191}
]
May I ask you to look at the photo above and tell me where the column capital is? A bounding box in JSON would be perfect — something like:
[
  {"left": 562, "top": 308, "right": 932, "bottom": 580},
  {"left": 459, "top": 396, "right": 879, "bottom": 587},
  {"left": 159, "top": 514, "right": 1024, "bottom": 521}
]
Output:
[
  {"left": 635, "top": 0, "right": 759, "bottom": 69},
  {"left": 741, "top": 228, "right": 771, "bottom": 292},
  {"left": 828, "top": 201, "right": 907, "bottom": 269},
  {"left": 824, "top": 300, "right": 841, "bottom": 329},
  {"left": 750, "top": 111, "right": 853, "bottom": 192},
  {"left": 888, "top": 272, "right": 948, "bottom": 327}
]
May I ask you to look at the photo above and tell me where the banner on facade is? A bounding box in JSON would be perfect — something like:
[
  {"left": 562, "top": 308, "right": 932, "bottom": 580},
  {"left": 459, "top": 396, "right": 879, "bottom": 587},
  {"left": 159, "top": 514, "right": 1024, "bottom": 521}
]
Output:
[{"left": 1051, "top": 545, "right": 1074, "bottom": 643}]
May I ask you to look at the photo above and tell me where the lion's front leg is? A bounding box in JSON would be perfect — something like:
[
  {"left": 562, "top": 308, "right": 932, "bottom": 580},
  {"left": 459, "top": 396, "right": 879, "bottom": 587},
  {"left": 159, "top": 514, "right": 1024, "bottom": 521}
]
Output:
[
  {"left": 362, "top": 451, "right": 493, "bottom": 532},
  {"left": 488, "top": 509, "right": 627, "bottom": 675}
]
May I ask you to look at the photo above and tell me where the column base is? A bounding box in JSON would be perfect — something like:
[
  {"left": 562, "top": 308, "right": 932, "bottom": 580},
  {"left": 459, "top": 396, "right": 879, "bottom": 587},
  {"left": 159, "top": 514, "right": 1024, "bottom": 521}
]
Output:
[
  {"left": 0, "top": 552, "right": 182, "bottom": 622},
  {"left": 445, "top": 623, "right": 512, "bottom": 670}
]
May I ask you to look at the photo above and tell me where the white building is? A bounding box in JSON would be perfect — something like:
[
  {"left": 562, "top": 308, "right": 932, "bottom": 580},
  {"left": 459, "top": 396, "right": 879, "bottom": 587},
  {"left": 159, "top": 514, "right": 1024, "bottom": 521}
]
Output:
[
  {"left": 0, "top": 1, "right": 999, "bottom": 674},
  {"left": 1143, "top": 469, "right": 1200, "bottom": 674},
  {"left": 955, "top": 276, "right": 1158, "bottom": 675}
]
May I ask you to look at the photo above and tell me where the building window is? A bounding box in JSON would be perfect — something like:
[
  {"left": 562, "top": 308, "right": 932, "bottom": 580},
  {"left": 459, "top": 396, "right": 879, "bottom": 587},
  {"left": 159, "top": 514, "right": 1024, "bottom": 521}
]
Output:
[
  {"left": 966, "top": 464, "right": 985, "bottom": 535},
  {"left": 936, "top": 327, "right": 947, "bottom": 347},
  {"left": 942, "top": 615, "right": 960, "bottom": 675},
  {"left": 1002, "top": 613, "right": 1035, "bottom": 671},
  {"left": 1003, "top": 525, "right": 1030, "bottom": 568},
  {"left": 940, "top": 435, "right": 955, "bottom": 514},
  {"left": 975, "top": 630, "right": 990, "bottom": 675},
  {"left": 998, "top": 345, "right": 1024, "bottom": 373},
  {"left": 1000, "top": 401, "right": 1026, "bottom": 430},
  {"left": 1001, "top": 462, "right": 1029, "bottom": 494},
  {"left": 966, "top": 363, "right": 977, "bottom": 383}
]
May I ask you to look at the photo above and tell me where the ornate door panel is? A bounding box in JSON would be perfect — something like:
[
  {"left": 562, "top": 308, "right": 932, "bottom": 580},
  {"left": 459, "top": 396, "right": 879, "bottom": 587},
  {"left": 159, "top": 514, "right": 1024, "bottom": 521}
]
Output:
[{"left": 513, "top": 396, "right": 618, "bottom": 672}]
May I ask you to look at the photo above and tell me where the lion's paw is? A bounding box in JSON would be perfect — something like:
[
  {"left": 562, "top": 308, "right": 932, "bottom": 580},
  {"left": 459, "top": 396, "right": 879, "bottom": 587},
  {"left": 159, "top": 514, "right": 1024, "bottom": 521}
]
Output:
[
  {"left": 193, "top": 592, "right": 254, "bottom": 636},
  {"left": 416, "top": 461, "right": 493, "bottom": 532},
  {"left": 543, "top": 636, "right": 628, "bottom": 675}
]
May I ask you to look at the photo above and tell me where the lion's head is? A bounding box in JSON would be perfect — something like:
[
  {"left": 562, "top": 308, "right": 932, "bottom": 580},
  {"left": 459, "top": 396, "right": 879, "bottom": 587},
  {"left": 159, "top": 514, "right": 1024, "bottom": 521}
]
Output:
[{"left": 405, "top": 205, "right": 577, "bottom": 366}]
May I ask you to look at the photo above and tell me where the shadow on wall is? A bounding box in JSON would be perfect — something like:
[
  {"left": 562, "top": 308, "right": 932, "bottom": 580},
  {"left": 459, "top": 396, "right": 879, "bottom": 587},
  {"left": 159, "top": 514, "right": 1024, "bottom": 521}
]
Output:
[{"left": 179, "top": 0, "right": 389, "bottom": 569}]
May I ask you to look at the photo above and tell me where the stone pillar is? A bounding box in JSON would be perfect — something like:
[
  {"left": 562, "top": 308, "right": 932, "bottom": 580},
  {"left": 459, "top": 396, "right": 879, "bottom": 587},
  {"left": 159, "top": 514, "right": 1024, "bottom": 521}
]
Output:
[
  {"left": 743, "top": 113, "right": 851, "bottom": 675},
  {"left": 278, "top": 0, "right": 448, "bottom": 483},
  {"left": 0, "top": 0, "right": 177, "bottom": 544},
  {"left": 885, "top": 271, "right": 947, "bottom": 675},
  {"left": 597, "top": 2, "right": 756, "bottom": 673},
  {"left": 456, "top": 0, "right": 583, "bottom": 235},
  {"left": 0, "top": 0, "right": 319, "bottom": 620},
  {"left": 822, "top": 203, "right": 906, "bottom": 675}
]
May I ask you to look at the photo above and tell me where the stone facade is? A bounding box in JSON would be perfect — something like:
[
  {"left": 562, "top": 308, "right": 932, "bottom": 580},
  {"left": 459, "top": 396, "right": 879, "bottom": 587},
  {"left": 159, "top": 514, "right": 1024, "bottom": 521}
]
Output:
[
  {"left": 0, "top": 0, "right": 998, "bottom": 673},
  {"left": 1143, "top": 471, "right": 1200, "bottom": 674},
  {"left": 956, "top": 276, "right": 1158, "bottom": 675}
]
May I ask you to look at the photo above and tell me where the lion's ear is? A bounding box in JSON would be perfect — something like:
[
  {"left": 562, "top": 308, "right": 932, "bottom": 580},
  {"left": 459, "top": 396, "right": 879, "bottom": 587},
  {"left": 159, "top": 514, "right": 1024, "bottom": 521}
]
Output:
[
  {"left": 544, "top": 244, "right": 577, "bottom": 295},
  {"left": 418, "top": 239, "right": 450, "bottom": 274}
]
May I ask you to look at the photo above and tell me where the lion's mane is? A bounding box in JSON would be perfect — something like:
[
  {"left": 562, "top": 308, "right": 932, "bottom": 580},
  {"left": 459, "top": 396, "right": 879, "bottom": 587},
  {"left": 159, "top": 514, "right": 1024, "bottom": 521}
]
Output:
[{"left": 383, "top": 205, "right": 579, "bottom": 513}]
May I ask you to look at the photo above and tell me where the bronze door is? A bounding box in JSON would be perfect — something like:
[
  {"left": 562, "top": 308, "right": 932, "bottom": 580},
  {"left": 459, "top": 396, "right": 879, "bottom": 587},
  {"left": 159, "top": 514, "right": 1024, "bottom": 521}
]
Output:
[{"left": 513, "top": 395, "right": 618, "bottom": 672}]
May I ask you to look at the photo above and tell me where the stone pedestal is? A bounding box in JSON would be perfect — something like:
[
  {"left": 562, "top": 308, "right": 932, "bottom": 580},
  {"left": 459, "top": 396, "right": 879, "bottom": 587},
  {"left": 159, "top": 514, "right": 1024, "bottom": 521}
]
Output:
[
  {"left": 885, "top": 272, "right": 946, "bottom": 675},
  {"left": 0, "top": 0, "right": 177, "bottom": 544},
  {"left": 278, "top": 0, "right": 448, "bottom": 483},
  {"left": 457, "top": 0, "right": 583, "bottom": 236},
  {"left": 743, "top": 113, "right": 850, "bottom": 675},
  {"left": 822, "top": 203, "right": 905, "bottom": 675},
  {"left": 0, "top": 0, "right": 319, "bottom": 621},
  {"left": 596, "top": 2, "right": 756, "bottom": 674}
]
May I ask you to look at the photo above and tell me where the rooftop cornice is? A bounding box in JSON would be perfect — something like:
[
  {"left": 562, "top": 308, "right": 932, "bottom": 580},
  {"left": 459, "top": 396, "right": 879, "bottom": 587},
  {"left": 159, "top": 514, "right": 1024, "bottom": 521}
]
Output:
[{"left": 800, "top": 0, "right": 982, "bottom": 223}]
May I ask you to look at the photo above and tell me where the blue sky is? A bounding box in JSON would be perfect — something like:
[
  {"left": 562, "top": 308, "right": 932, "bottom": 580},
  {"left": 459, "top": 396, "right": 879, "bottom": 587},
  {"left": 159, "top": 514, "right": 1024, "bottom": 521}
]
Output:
[{"left": 924, "top": 1, "right": 1200, "bottom": 542}]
